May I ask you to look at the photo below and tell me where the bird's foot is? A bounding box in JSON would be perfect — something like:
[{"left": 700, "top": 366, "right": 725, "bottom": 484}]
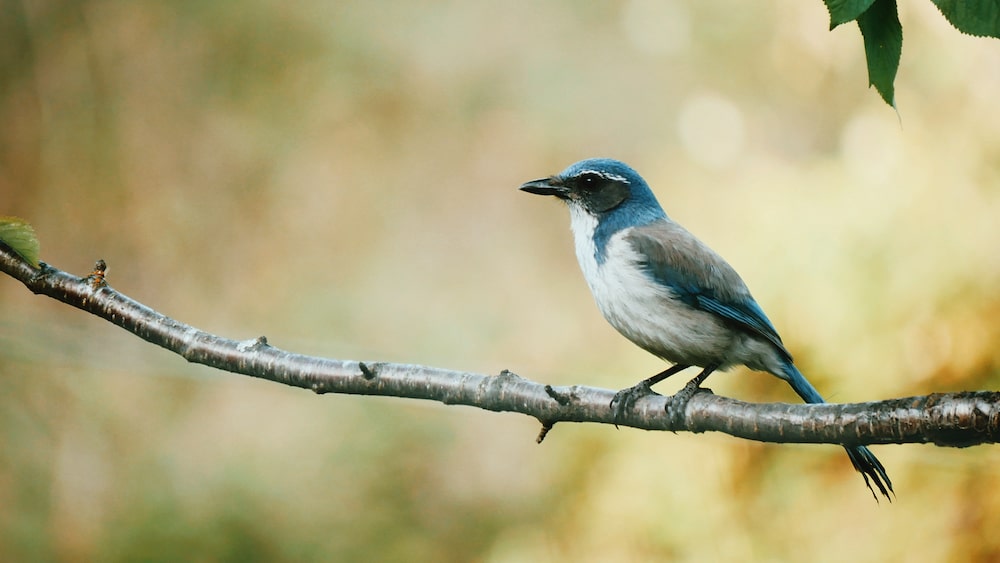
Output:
[
  {"left": 610, "top": 382, "right": 661, "bottom": 426},
  {"left": 664, "top": 377, "right": 711, "bottom": 428}
]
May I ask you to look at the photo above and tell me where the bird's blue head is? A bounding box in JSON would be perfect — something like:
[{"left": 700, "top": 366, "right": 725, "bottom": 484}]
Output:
[{"left": 520, "top": 158, "right": 667, "bottom": 261}]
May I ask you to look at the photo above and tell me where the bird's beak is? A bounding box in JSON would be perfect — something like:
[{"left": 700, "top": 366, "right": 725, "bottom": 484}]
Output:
[{"left": 519, "top": 177, "right": 570, "bottom": 198}]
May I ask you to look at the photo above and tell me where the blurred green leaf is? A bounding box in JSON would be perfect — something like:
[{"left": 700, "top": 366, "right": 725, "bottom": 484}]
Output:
[
  {"left": 0, "top": 216, "right": 40, "bottom": 267},
  {"left": 824, "top": 0, "right": 876, "bottom": 29},
  {"left": 857, "top": 0, "right": 902, "bottom": 108},
  {"left": 932, "top": 0, "right": 1000, "bottom": 38}
]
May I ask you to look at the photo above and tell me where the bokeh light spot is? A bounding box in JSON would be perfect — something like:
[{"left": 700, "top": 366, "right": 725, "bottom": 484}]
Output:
[
  {"left": 621, "top": 0, "right": 691, "bottom": 57},
  {"left": 677, "top": 92, "right": 746, "bottom": 169}
]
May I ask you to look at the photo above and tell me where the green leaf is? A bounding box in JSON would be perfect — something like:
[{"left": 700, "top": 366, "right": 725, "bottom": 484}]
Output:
[
  {"left": 824, "top": 0, "right": 877, "bottom": 29},
  {"left": 932, "top": 0, "right": 1000, "bottom": 38},
  {"left": 0, "top": 216, "right": 41, "bottom": 267},
  {"left": 857, "top": 0, "right": 902, "bottom": 107}
]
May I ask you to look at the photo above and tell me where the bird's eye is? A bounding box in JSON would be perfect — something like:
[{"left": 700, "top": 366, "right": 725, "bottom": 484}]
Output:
[{"left": 578, "top": 172, "right": 602, "bottom": 190}]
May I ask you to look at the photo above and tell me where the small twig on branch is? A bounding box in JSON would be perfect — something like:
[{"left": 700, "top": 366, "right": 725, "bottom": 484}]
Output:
[{"left": 1, "top": 242, "right": 998, "bottom": 448}]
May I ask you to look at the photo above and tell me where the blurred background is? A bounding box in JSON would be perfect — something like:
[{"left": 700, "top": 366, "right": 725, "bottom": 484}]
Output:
[{"left": 2, "top": 0, "right": 1000, "bottom": 560}]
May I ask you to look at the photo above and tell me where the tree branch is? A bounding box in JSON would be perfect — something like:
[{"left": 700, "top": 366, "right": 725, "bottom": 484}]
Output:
[{"left": 1, "top": 242, "right": 998, "bottom": 448}]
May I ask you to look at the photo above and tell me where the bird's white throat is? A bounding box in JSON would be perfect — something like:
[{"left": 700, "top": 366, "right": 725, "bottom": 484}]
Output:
[{"left": 567, "top": 204, "right": 601, "bottom": 282}]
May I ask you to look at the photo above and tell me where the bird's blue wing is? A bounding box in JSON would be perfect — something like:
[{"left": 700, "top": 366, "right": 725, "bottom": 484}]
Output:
[
  {"left": 627, "top": 222, "right": 792, "bottom": 361},
  {"left": 695, "top": 295, "right": 789, "bottom": 358}
]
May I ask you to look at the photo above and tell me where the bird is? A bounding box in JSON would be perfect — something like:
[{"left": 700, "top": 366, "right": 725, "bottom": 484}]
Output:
[{"left": 520, "top": 157, "right": 892, "bottom": 501}]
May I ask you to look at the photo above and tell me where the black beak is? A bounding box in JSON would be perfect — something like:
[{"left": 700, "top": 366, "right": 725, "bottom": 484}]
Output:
[{"left": 519, "top": 177, "right": 570, "bottom": 198}]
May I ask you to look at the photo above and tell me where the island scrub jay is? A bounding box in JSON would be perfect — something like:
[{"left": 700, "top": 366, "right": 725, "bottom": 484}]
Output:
[{"left": 520, "top": 158, "right": 892, "bottom": 501}]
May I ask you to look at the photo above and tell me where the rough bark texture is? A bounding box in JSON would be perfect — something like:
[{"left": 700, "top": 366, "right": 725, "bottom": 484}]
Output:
[{"left": 2, "top": 242, "right": 998, "bottom": 447}]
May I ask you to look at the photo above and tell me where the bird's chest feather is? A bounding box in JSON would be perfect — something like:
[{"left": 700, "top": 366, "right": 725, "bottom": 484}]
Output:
[{"left": 569, "top": 210, "right": 729, "bottom": 364}]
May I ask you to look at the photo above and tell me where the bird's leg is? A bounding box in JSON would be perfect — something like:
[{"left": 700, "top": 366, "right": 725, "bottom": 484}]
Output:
[
  {"left": 664, "top": 365, "right": 717, "bottom": 426},
  {"left": 679, "top": 365, "right": 714, "bottom": 394},
  {"left": 610, "top": 364, "right": 691, "bottom": 425}
]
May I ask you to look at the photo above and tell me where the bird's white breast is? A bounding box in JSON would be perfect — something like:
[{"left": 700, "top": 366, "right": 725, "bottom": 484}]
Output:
[{"left": 568, "top": 206, "right": 731, "bottom": 366}]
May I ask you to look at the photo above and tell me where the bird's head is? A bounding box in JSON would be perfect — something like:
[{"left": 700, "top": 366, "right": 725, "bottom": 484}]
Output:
[{"left": 520, "top": 158, "right": 666, "bottom": 227}]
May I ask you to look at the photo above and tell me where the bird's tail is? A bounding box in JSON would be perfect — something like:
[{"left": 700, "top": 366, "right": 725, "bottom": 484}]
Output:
[{"left": 780, "top": 362, "right": 893, "bottom": 501}]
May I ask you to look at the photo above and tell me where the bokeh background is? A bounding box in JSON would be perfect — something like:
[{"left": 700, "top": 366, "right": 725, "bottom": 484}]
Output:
[{"left": 2, "top": 0, "right": 1000, "bottom": 561}]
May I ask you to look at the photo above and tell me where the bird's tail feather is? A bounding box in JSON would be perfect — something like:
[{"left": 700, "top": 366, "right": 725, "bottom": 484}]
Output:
[{"left": 780, "top": 362, "right": 893, "bottom": 501}]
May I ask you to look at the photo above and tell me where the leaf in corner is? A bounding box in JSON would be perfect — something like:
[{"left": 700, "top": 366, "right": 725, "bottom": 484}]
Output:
[
  {"left": 824, "top": 0, "right": 877, "bottom": 29},
  {"left": 857, "top": 0, "right": 902, "bottom": 108},
  {"left": 932, "top": 0, "right": 1000, "bottom": 38},
  {"left": 0, "top": 216, "right": 41, "bottom": 267}
]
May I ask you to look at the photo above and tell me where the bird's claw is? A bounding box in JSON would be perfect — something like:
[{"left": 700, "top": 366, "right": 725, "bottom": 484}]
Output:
[
  {"left": 664, "top": 379, "right": 711, "bottom": 427},
  {"left": 610, "top": 382, "right": 660, "bottom": 426}
]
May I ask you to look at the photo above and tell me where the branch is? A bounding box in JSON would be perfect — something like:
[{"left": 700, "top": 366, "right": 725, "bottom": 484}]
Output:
[{"left": 1, "top": 242, "right": 998, "bottom": 448}]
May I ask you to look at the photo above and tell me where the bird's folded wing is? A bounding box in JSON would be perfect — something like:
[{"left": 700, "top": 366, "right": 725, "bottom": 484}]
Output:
[{"left": 626, "top": 222, "right": 792, "bottom": 361}]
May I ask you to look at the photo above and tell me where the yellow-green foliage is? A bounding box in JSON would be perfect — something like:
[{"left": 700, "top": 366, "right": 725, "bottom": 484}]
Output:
[{"left": 0, "top": 217, "right": 39, "bottom": 267}]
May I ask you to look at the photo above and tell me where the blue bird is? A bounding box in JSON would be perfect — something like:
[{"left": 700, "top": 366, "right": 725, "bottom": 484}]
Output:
[{"left": 520, "top": 158, "right": 892, "bottom": 500}]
